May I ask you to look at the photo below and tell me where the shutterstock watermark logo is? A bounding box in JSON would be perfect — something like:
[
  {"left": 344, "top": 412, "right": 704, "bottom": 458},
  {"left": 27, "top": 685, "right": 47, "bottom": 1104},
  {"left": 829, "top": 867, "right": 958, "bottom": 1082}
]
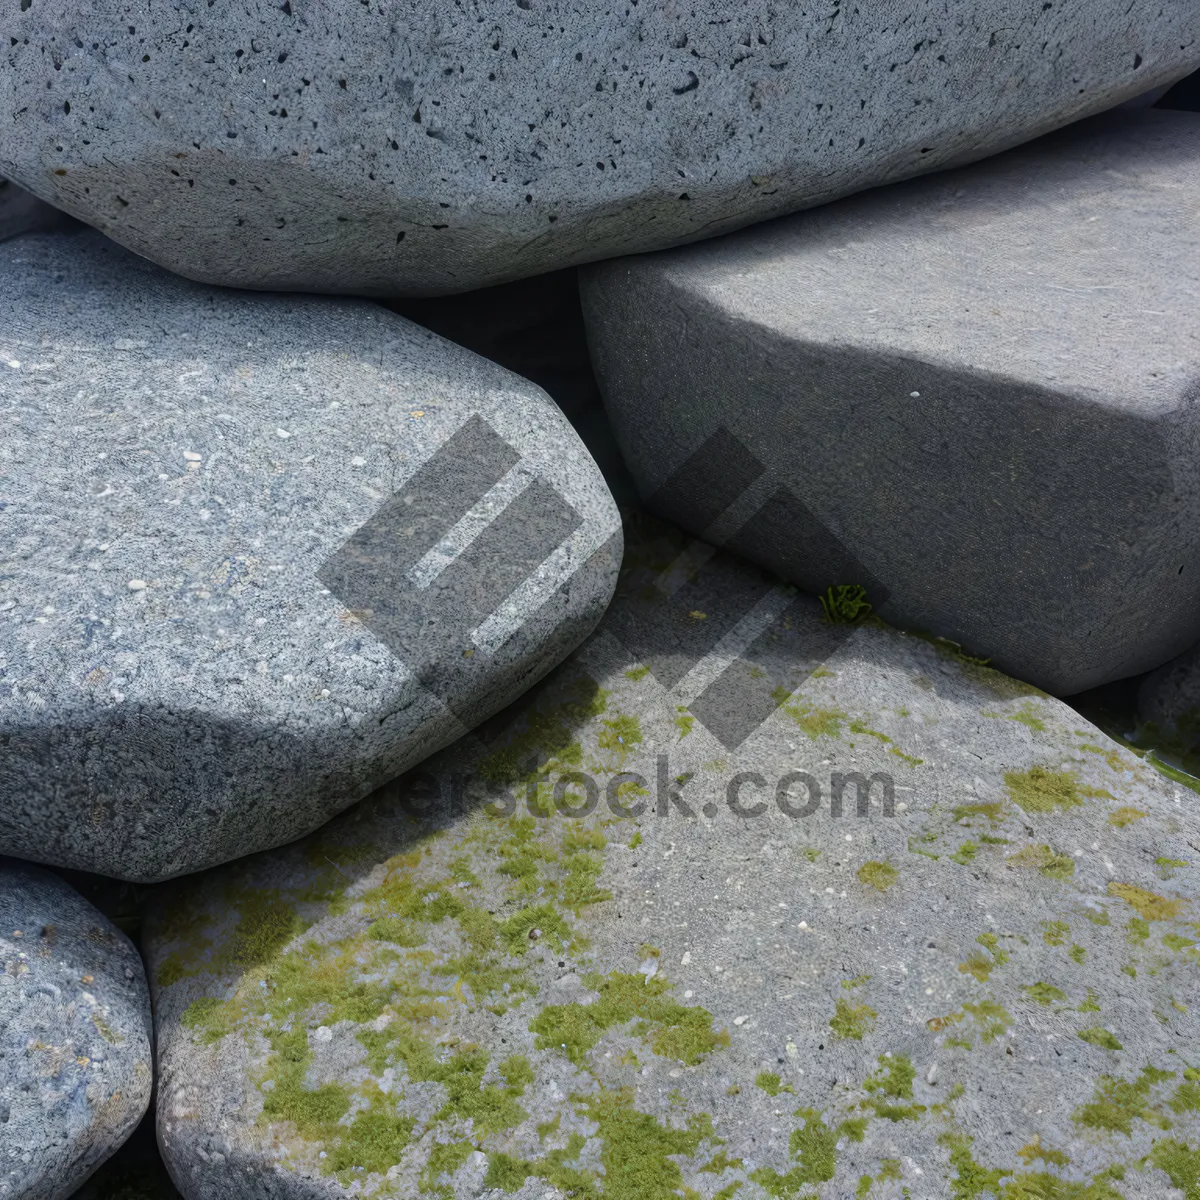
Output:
[
  {"left": 388, "top": 759, "right": 896, "bottom": 823},
  {"left": 604, "top": 427, "right": 888, "bottom": 750},
  {"left": 317, "top": 414, "right": 601, "bottom": 711},
  {"left": 318, "top": 416, "right": 884, "bottom": 757}
]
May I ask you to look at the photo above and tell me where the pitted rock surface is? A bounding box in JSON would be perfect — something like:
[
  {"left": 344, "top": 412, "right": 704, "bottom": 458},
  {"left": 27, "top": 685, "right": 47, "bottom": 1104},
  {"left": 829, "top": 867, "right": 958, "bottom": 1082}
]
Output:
[
  {"left": 0, "top": 859, "right": 152, "bottom": 1200},
  {"left": 581, "top": 109, "right": 1200, "bottom": 696},
  {"left": 0, "top": 232, "right": 620, "bottom": 882},
  {"left": 0, "top": 2, "right": 1197, "bottom": 293},
  {"left": 145, "top": 517, "right": 1200, "bottom": 1199}
]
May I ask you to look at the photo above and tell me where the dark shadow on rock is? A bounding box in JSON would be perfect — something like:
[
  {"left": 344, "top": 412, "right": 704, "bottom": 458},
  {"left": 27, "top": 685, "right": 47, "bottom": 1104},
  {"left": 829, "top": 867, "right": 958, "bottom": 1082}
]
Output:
[
  {"left": 385, "top": 270, "right": 638, "bottom": 507},
  {"left": 1157, "top": 68, "right": 1200, "bottom": 112},
  {"left": 0, "top": 707, "right": 446, "bottom": 883},
  {"left": 67, "top": 1103, "right": 182, "bottom": 1200}
]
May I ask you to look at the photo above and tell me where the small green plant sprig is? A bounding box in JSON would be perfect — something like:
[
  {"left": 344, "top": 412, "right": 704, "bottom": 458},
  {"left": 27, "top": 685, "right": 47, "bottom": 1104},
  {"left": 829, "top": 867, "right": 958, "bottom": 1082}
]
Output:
[{"left": 820, "top": 584, "right": 873, "bottom": 625}]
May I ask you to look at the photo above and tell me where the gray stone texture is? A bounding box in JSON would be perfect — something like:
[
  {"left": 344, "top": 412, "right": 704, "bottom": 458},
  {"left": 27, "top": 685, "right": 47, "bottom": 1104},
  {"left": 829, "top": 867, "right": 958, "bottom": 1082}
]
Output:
[
  {"left": 143, "top": 516, "right": 1200, "bottom": 1199},
  {"left": 0, "top": 231, "right": 621, "bottom": 883},
  {"left": 581, "top": 109, "right": 1200, "bottom": 697},
  {"left": 0, "top": 2, "right": 1197, "bottom": 294},
  {"left": 0, "top": 176, "right": 78, "bottom": 243},
  {"left": 0, "top": 859, "right": 152, "bottom": 1200}
]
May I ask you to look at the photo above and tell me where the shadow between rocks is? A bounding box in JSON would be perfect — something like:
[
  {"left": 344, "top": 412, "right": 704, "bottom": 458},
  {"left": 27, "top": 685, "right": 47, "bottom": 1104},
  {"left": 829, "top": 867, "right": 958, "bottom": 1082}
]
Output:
[{"left": 385, "top": 268, "right": 638, "bottom": 508}]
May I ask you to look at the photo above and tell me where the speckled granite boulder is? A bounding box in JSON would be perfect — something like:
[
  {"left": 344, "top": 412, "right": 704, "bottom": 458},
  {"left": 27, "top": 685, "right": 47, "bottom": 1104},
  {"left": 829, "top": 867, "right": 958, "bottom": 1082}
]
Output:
[
  {"left": 582, "top": 109, "right": 1200, "bottom": 697},
  {"left": 0, "top": 232, "right": 620, "bottom": 883},
  {"left": 145, "top": 517, "right": 1200, "bottom": 1200},
  {"left": 1, "top": 4, "right": 1197, "bottom": 294},
  {"left": 0, "top": 176, "right": 77, "bottom": 242},
  {"left": 1, "top": 859, "right": 152, "bottom": 1200}
]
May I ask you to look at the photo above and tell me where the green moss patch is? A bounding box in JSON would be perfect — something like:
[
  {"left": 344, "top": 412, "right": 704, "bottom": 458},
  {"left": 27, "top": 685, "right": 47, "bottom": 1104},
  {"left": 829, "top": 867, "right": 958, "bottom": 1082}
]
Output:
[
  {"left": 750, "top": 1107, "right": 863, "bottom": 1196},
  {"left": 857, "top": 861, "right": 898, "bottom": 893},
  {"left": 1077, "top": 1028, "right": 1122, "bottom": 1051},
  {"left": 958, "top": 933, "right": 1010, "bottom": 983},
  {"left": 1072, "top": 1066, "right": 1175, "bottom": 1134},
  {"left": 529, "top": 971, "right": 728, "bottom": 1066},
  {"left": 1107, "top": 882, "right": 1184, "bottom": 922},
  {"left": 1004, "top": 766, "right": 1110, "bottom": 814},
  {"left": 1008, "top": 844, "right": 1075, "bottom": 881},
  {"left": 783, "top": 700, "right": 847, "bottom": 739},
  {"left": 954, "top": 802, "right": 1007, "bottom": 825},
  {"left": 485, "top": 1087, "right": 715, "bottom": 1200},
  {"left": 1023, "top": 982, "right": 1067, "bottom": 1006},
  {"left": 862, "top": 1055, "right": 925, "bottom": 1121},
  {"left": 756, "top": 1072, "right": 793, "bottom": 1097},
  {"left": 1108, "top": 807, "right": 1146, "bottom": 828},
  {"left": 1147, "top": 1140, "right": 1200, "bottom": 1200},
  {"left": 830, "top": 998, "right": 877, "bottom": 1041}
]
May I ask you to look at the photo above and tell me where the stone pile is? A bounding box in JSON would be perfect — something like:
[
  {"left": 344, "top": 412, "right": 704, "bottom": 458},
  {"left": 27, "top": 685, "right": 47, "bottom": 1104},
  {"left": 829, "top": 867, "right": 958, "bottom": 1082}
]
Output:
[{"left": 0, "top": 5, "right": 1197, "bottom": 1198}]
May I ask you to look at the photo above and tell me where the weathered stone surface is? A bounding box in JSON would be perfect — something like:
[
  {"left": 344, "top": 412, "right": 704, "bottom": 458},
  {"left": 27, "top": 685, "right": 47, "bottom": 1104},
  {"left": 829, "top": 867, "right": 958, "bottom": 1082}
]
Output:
[
  {"left": 0, "top": 231, "right": 621, "bottom": 883},
  {"left": 581, "top": 109, "right": 1200, "bottom": 697},
  {"left": 145, "top": 516, "right": 1200, "bottom": 1200},
  {"left": 0, "top": 859, "right": 152, "bottom": 1200},
  {"left": 1, "top": 4, "right": 1197, "bottom": 294},
  {"left": 0, "top": 175, "right": 78, "bottom": 242}
]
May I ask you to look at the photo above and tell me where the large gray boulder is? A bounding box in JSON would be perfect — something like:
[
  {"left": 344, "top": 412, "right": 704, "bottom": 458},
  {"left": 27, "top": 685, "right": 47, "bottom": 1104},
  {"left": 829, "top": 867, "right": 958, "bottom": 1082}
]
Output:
[
  {"left": 0, "top": 176, "right": 77, "bottom": 242},
  {"left": 581, "top": 109, "right": 1200, "bottom": 697},
  {"left": 0, "top": 232, "right": 620, "bottom": 882},
  {"left": 0, "top": 859, "right": 152, "bottom": 1200},
  {"left": 0, "top": 3, "right": 1197, "bottom": 295},
  {"left": 144, "top": 516, "right": 1200, "bottom": 1200}
]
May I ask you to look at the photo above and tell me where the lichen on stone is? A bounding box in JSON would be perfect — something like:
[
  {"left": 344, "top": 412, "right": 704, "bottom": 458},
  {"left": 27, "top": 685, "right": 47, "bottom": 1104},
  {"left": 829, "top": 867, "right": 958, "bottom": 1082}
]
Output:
[
  {"left": 856, "top": 861, "right": 898, "bottom": 892},
  {"left": 830, "top": 998, "right": 878, "bottom": 1041},
  {"left": 1004, "top": 766, "right": 1111, "bottom": 814}
]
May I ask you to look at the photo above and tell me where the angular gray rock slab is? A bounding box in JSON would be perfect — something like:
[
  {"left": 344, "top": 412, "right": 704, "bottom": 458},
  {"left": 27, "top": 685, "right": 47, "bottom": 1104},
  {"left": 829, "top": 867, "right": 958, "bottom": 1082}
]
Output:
[
  {"left": 1, "top": 4, "right": 1197, "bottom": 294},
  {"left": 0, "top": 176, "right": 78, "bottom": 242},
  {"left": 0, "top": 232, "right": 621, "bottom": 883},
  {"left": 581, "top": 109, "right": 1200, "bottom": 697},
  {"left": 0, "top": 859, "right": 152, "bottom": 1200},
  {"left": 144, "top": 517, "right": 1200, "bottom": 1200}
]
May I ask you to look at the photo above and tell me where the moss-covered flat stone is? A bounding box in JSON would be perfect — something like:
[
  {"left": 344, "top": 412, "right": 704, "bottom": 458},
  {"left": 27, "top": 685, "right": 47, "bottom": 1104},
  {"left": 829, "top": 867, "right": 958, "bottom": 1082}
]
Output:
[{"left": 146, "top": 520, "right": 1200, "bottom": 1198}]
